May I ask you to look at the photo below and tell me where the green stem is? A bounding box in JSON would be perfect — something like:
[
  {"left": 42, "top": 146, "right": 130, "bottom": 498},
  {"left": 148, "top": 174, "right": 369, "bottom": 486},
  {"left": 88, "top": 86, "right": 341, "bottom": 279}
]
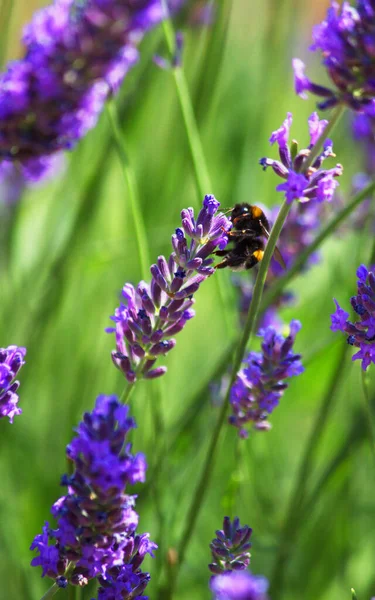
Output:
[
  {"left": 361, "top": 370, "right": 375, "bottom": 469},
  {"left": 168, "top": 198, "right": 293, "bottom": 596},
  {"left": 261, "top": 179, "right": 375, "bottom": 313},
  {"left": 120, "top": 382, "right": 135, "bottom": 404},
  {"left": 160, "top": 1, "right": 233, "bottom": 334},
  {"left": 106, "top": 101, "right": 150, "bottom": 279},
  {"left": 40, "top": 584, "right": 59, "bottom": 600},
  {"left": 161, "top": 0, "right": 211, "bottom": 198},
  {"left": 301, "top": 104, "right": 346, "bottom": 172},
  {"left": 269, "top": 341, "right": 349, "bottom": 598}
]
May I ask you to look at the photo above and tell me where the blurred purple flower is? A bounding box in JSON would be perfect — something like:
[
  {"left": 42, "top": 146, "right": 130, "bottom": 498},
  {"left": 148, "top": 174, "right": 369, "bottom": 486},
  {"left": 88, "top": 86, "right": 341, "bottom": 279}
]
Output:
[
  {"left": 0, "top": 345, "right": 26, "bottom": 423},
  {"left": 30, "top": 395, "right": 156, "bottom": 594},
  {"left": 0, "top": 0, "right": 184, "bottom": 180},
  {"left": 293, "top": 1, "right": 375, "bottom": 111},
  {"left": 0, "top": 153, "right": 65, "bottom": 204},
  {"left": 260, "top": 112, "right": 343, "bottom": 204},
  {"left": 209, "top": 517, "right": 252, "bottom": 575},
  {"left": 211, "top": 571, "right": 269, "bottom": 600},
  {"left": 229, "top": 321, "right": 304, "bottom": 437},
  {"left": 331, "top": 264, "right": 375, "bottom": 370},
  {"left": 107, "top": 195, "right": 230, "bottom": 382}
]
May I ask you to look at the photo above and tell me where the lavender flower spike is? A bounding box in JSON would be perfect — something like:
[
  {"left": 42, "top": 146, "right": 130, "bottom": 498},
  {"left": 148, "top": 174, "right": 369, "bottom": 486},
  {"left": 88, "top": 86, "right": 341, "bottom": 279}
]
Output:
[
  {"left": 229, "top": 321, "right": 304, "bottom": 437},
  {"left": 0, "top": 345, "right": 26, "bottom": 422},
  {"left": 108, "top": 195, "right": 230, "bottom": 382},
  {"left": 210, "top": 571, "right": 269, "bottom": 600},
  {"left": 293, "top": 1, "right": 375, "bottom": 111},
  {"left": 0, "top": 0, "right": 182, "bottom": 180},
  {"left": 209, "top": 517, "right": 252, "bottom": 575},
  {"left": 331, "top": 265, "right": 375, "bottom": 370},
  {"left": 260, "top": 112, "right": 343, "bottom": 204},
  {"left": 30, "top": 395, "right": 156, "bottom": 594}
]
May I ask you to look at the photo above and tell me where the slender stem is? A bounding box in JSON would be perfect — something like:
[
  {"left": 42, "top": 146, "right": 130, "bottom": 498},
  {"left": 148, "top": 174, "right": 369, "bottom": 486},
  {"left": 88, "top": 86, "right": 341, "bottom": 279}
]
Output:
[
  {"left": 269, "top": 341, "right": 349, "bottom": 598},
  {"left": 106, "top": 101, "right": 150, "bottom": 279},
  {"left": 261, "top": 179, "right": 375, "bottom": 313},
  {"left": 120, "top": 382, "right": 135, "bottom": 404},
  {"left": 167, "top": 198, "right": 293, "bottom": 597},
  {"left": 302, "top": 104, "right": 346, "bottom": 172},
  {"left": 160, "top": 1, "right": 233, "bottom": 334},
  {"left": 361, "top": 370, "right": 375, "bottom": 469},
  {"left": 40, "top": 584, "right": 59, "bottom": 600},
  {"left": 161, "top": 0, "right": 211, "bottom": 198}
]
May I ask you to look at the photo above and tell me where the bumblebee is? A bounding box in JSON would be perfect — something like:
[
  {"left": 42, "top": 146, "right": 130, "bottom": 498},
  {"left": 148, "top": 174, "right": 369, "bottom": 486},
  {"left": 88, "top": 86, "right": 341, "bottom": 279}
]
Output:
[{"left": 215, "top": 203, "right": 285, "bottom": 271}]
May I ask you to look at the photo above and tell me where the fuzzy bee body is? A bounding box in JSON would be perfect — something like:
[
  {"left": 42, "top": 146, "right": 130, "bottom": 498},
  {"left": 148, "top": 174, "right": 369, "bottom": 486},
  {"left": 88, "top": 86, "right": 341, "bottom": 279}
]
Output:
[{"left": 215, "top": 203, "right": 284, "bottom": 271}]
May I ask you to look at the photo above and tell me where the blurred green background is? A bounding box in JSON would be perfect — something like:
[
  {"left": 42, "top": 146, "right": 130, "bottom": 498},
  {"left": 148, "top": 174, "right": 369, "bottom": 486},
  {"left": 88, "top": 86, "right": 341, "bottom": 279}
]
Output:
[{"left": 0, "top": 1, "right": 374, "bottom": 599}]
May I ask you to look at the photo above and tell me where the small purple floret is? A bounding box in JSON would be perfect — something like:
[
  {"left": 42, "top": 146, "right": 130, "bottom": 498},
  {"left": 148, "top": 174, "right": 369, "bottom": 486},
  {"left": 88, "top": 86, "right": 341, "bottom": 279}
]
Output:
[
  {"left": 330, "top": 265, "right": 375, "bottom": 370},
  {"left": 0, "top": 345, "right": 26, "bottom": 422}
]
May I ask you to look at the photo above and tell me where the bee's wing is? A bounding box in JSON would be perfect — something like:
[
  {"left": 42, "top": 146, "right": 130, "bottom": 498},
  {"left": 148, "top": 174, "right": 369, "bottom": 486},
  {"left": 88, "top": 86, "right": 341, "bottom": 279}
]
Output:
[{"left": 259, "top": 222, "right": 286, "bottom": 270}]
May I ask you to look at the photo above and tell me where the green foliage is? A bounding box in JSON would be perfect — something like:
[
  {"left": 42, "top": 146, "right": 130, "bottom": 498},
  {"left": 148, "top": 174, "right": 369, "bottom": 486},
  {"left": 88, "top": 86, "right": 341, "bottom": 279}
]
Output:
[{"left": 1, "top": 1, "right": 375, "bottom": 599}]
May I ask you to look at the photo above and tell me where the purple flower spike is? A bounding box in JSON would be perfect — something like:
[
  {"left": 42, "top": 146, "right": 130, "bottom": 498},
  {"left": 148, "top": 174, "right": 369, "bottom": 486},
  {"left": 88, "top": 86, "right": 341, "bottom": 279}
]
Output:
[
  {"left": 330, "top": 265, "right": 375, "bottom": 370},
  {"left": 30, "top": 395, "right": 156, "bottom": 594},
  {"left": 210, "top": 571, "right": 269, "bottom": 600},
  {"left": 0, "top": 0, "right": 185, "bottom": 180},
  {"left": 260, "top": 112, "right": 343, "bottom": 204},
  {"left": 108, "top": 196, "right": 230, "bottom": 382},
  {"left": 209, "top": 517, "right": 252, "bottom": 575},
  {"left": 229, "top": 321, "right": 304, "bottom": 437},
  {"left": 293, "top": 1, "right": 375, "bottom": 111},
  {"left": 0, "top": 345, "right": 26, "bottom": 423}
]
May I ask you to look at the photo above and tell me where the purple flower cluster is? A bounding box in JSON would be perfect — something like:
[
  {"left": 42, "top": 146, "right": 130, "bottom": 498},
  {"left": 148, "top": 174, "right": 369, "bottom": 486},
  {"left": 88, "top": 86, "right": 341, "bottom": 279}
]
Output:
[
  {"left": 0, "top": 345, "right": 26, "bottom": 423},
  {"left": 108, "top": 195, "right": 230, "bottom": 382},
  {"left": 260, "top": 112, "right": 343, "bottom": 204},
  {"left": 331, "top": 265, "right": 375, "bottom": 370},
  {"left": 210, "top": 571, "right": 269, "bottom": 600},
  {"left": 209, "top": 517, "right": 252, "bottom": 575},
  {"left": 293, "top": 1, "right": 375, "bottom": 111},
  {"left": 229, "top": 321, "right": 304, "bottom": 438},
  {"left": 0, "top": 0, "right": 178, "bottom": 180},
  {"left": 30, "top": 395, "right": 156, "bottom": 596}
]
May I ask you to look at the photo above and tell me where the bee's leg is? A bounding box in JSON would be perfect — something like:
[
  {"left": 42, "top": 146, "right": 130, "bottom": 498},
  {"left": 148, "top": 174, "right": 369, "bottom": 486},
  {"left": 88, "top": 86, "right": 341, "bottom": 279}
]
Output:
[
  {"left": 216, "top": 254, "right": 248, "bottom": 270},
  {"left": 244, "top": 249, "right": 264, "bottom": 270},
  {"left": 214, "top": 249, "right": 230, "bottom": 257},
  {"left": 215, "top": 258, "right": 229, "bottom": 269}
]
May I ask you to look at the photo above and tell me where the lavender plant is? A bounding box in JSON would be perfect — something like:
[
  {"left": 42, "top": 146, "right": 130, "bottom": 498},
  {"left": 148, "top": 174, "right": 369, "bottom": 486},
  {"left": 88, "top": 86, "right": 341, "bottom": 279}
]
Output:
[
  {"left": 209, "top": 518, "right": 268, "bottom": 600},
  {"left": 293, "top": 0, "right": 375, "bottom": 111},
  {"left": 260, "top": 112, "right": 343, "bottom": 204},
  {"left": 331, "top": 265, "right": 375, "bottom": 370},
  {"left": 107, "top": 194, "right": 230, "bottom": 383},
  {"left": 0, "top": 345, "right": 26, "bottom": 422},
  {"left": 2, "top": 0, "right": 375, "bottom": 599},
  {"left": 209, "top": 517, "right": 252, "bottom": 575},
  {"left": 30, "top": 394, "right": 156, "bottom": 596},
  {"left": 229, "top": 321, "right": 304, "bottom": 437},
  {"left": 0, "top": 0, "right": 184, "bottom": 180}
]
